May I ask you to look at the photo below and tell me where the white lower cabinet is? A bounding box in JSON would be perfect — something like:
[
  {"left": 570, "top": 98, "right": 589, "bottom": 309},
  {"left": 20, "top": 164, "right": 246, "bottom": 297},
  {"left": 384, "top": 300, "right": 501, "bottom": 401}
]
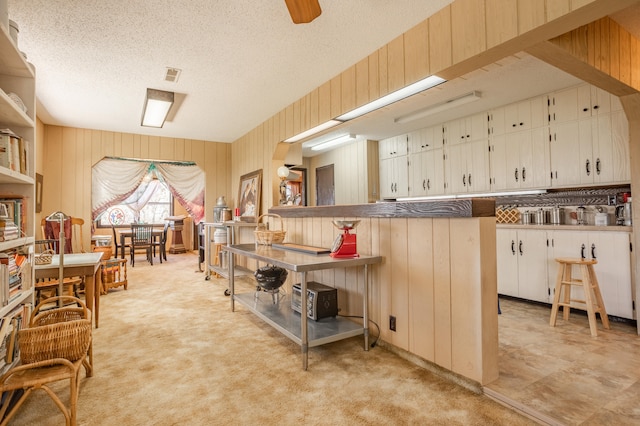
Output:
[
  {"left": 497, "top": 229, "right": 549, "bottom": 303},
  {"left": 547, "top": 230, "right": 633, "bottom": 319}
]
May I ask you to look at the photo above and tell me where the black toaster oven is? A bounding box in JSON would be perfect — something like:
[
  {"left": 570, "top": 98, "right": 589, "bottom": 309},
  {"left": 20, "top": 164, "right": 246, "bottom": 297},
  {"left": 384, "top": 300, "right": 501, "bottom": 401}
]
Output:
[{"left": 291, "top": 281, "right": 338, "bottom": 321}]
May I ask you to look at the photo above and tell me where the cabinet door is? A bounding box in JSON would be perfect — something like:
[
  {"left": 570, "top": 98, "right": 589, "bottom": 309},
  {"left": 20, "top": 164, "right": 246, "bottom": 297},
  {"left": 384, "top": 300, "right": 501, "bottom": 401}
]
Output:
[
  {"left": 505, "top": 132, "right": 524, "bottom": 190},
  {"left": 407, "top": 130, "right": 423, "bottom": 155},
  {"left": 489, "top": 134, "right": 507, "bottom": 191},
  {"left": 408, "top": 152, "right": 427, "bottom": 197},
  {"left": 379, "top": 157, "right": 395, "bottom": 198},
  {"left": 517, "top": 230, "right": 550, "bottom": 303},
  {"left": 505, "top": 100, "right": 532, "bottom": 133},
  {"left": 578, "top": 118, "right": 594, "bottom": 185},
  {"left": 444, "top": 118, "right": 466, "bottom": 145},
  {"left": 611, "top": 110, "right": 631, "bottom": 182},
  {"left": 548, "top": 230, "right": 587, "bottom": 304},
  {"left": 550, "top": 121, "right": 581, "bottom": 187},
  {"left": 467, "top": 139, "right": 490, "bottom": 192},
  {"left": 468, "top": 112, "right": 489, "bottom": 142},
  {"left": 393, "top": 156, "right": 409, "bottom": 197},
  {"left": 528, "top": 127, "right": 551, "bottom": 189},
  {"left": 497, "top": 229, "right": 519, "bottom": 297},
  {"left": 425, "top": 148, "right": 445, "bottom": 195},
  {"left": 593, "top": 113, "right": 614, "bottom": 184},
  {"left": 489, "top": 107, "right": 506, "bottom": 136},
  {"left": 549, "top": 86, "right": 578, "bottom": 123},
  {"left": 445, "top": 143, "right": 466, "bottom": 194},
  {"left": 588, "top": 232, "right": 633, "bottom": 319}
]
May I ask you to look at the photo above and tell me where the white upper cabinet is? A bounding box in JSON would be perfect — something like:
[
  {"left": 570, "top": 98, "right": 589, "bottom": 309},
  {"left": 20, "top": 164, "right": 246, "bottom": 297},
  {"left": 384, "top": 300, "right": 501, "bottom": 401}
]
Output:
[
  {"left": 443, "top": 112, "right": 488, "bottom": 145},
  {"left": 379, "top": 134, "right": 408, "bottom": 160}
]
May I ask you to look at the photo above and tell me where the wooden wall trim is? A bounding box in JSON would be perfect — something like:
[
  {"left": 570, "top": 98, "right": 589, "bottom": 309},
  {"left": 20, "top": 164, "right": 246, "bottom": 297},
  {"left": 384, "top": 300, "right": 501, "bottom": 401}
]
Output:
[{"left": 269, "top": 198, "right": 495, "bottom": 218}]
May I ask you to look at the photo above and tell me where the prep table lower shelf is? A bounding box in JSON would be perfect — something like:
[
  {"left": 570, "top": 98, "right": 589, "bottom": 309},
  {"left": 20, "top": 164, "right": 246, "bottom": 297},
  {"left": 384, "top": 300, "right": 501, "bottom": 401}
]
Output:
[{"left": 234, "top": 292, "right": 363, "bottom": 347}]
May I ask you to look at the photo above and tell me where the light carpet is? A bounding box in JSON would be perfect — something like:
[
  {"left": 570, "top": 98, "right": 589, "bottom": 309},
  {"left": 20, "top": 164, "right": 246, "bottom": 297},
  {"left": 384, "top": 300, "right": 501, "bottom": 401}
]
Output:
[{"left": 8, "top": 252, "right": 535, "bottom": 425}]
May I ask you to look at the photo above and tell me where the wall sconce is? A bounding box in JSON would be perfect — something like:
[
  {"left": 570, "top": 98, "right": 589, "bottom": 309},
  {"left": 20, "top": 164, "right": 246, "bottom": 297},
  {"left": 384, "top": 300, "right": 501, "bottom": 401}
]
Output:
[
  {"left": 277, "top": 166, "right": 290, "bottom": 205},
  {"left": 141, "top": 88, "right": 174, "bottom": 128}
]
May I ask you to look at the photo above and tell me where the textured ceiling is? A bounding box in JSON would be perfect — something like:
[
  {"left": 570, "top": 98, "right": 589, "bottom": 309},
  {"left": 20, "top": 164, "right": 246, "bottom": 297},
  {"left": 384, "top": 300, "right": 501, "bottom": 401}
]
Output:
[
  {"left": 7, "top": 0, "right": 455, "bottom": 142},
  {"left": 8, "top": 1, "right": 639, "bottom": 148}
]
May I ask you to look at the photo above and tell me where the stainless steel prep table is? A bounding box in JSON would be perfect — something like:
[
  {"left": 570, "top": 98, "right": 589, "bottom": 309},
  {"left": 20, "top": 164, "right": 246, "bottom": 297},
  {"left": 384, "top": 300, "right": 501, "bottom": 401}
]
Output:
[{"left": 224, "top": 243, "right": 382, "bottom": 370}]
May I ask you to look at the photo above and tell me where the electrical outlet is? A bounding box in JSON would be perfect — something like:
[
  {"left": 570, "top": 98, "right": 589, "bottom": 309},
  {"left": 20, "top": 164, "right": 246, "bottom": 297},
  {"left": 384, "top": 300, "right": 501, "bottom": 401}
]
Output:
[{"left": 389, "top": 315, "right": 396, "bottom": 332}]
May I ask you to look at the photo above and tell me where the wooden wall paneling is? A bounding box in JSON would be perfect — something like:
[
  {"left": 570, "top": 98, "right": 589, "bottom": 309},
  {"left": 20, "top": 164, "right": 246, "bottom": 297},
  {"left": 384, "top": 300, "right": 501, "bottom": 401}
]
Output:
[
  {"left": 79, "top": 130, "right": 92, "bottom": 225},
  {"left": 448, "top": 218, "right": 498, "bottom": 384},
  {"left": 432, "top": 218, "right": 452, "bottom": 370},
  {"left": 368, "top": 51, "right": 380, "bottom": 101},
  {"left": 309, "top": 88, "right": 319, "bottom": 128},
  {"left": 428, "top": 5, "right": 453, "bottom": 74},
  {"left": 609, "top": 19, "right": 620, "bottom": 80},
  {"left": 404, "top": 19, "right": 429, "bottom": 85},
  {"left": 131, "top": 134, "right": 142, "bottom": 159},
  {"left": 407, "top": 218, "right": 435, "bottom": 362},
  {"left": 485, "top": 0, "right": 518, "bottom": 49},
  {"left": 479, "top": 217, "right": 499, "bottom": 383},
  {"left": 330, "top": 75, "right": 342, "bottom": 119},
  {"left": 547, "top": 0, "right": 570, "bottom": 21},
  {"left": 293, "top": 99, "right": 301, "bottom": 137},
  {"left": 451, "top": 0, "right": 486, "bottom": 64},
  {"left": 101, "top": 131, "right": 114, "bottom": 159},
  {"left": 62, "top": 127, "right": 78, "bottom": 214},
  {"left": 367, "top": 140, "right": 380, "bottom": 202},
  {"left": 159, "top": 136, "right": 175, "bottom": 160},
  {"left": 285, "top": 104, "right": 294, "bottom": 140},
  {"left": 355, "top": 57, "right": 369, "bottom": 108},
  {"left": 619, "top": 24, "right": 631, "bottom": 86},
  {"left": 148, "top": 136, "right": 161, "bottom": 159},
  {"left": 301, "top": 94, "right": 310, "bottom": 134},
  {"left": 389, "top": 218, "right": 409, "bottom": 350},
  {"left": 572, "top": 0, "right": 596, "bottom": 9},
  {"left": 42, "top": 126, "right": 61, "bottom": 220},
  {"left": 120, "top": 133, "right": 134, "bottom": 159},
  {"left": 140, "top": 134, "right": 150, "bottom": 159},
  {"left": 318, "top": 216, "right": 335, "bottom": 287},
  {"left": 387, "top": 35, "right": 405, "bottom": 93},
  {"left": 517, "top": 0, "right": 546, "bottom": 34},
  {"left": 631, "top": 33, "right": 640, "bottom": 89},
  {"left": 378, "top": 45, "right": 389, "bottom": 98},
  {"left": 341, "top": 66, "right": 356, "bottom": 115},
  {"left": 318, "top": 81, "right": 331, "bottom": 124}
]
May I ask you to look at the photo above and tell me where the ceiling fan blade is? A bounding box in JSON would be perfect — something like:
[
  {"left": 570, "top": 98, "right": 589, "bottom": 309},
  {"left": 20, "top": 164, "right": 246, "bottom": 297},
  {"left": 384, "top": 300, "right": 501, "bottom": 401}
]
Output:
[{"left": 284, "top": 0, "right": 322, "bottom": 24}]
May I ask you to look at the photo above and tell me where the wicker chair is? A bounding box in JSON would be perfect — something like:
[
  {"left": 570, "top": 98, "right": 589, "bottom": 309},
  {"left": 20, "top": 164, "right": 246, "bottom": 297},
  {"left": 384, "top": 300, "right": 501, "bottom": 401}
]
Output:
[
  {"left": 100, "top": 258, "right": 128, "bottom": 294},
  {"left": 0, "top": 296, "right": 93, "bottom": 426}
]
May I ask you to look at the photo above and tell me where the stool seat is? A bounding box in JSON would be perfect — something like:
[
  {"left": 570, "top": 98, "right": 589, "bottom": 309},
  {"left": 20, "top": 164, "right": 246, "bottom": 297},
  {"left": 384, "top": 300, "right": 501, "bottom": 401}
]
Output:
[{"left": 550, "top": 257, "right": 609, "bottom": 336}]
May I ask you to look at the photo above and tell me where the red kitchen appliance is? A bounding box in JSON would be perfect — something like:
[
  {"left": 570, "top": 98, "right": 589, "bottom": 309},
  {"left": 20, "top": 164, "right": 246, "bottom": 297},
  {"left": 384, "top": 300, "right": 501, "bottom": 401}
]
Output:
[{"left": 330, "top": 220, "right": 360, "bottom": 258}]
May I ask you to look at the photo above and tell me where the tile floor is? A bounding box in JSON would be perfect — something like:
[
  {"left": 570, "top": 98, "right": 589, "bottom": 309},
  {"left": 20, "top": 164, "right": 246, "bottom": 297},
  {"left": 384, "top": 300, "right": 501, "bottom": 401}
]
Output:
[{"left": 485, "top": 297, "right": 640, "bottom": 425}]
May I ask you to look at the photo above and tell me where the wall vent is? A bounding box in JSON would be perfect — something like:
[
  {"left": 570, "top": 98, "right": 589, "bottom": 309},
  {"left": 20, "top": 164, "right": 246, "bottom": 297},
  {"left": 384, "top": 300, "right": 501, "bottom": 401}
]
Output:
[{"left": 164, "top": 67, "right": 181, "bottom": 83}]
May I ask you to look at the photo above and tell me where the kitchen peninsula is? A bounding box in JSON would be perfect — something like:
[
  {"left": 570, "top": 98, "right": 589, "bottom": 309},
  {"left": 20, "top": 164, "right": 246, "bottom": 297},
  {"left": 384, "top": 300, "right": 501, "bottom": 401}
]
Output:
[{"left": 265, "top": 198, "right": 498, "bottom": 387}]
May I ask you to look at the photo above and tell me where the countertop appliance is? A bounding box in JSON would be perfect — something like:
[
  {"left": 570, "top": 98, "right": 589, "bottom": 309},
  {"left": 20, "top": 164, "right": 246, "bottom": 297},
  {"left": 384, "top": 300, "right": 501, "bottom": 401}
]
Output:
[
  {"left": 330, "top": 220, "right": 360, "bottom": 258},
  {"left": 291, "top": 281, "right": 338, "bottom": 321}
]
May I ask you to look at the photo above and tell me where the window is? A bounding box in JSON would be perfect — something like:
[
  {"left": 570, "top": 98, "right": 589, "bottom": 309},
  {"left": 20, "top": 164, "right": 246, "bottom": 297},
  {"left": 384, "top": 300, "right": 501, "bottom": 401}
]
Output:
[{"left": 97, "top": 180, "right": 173, "bottom": 227}]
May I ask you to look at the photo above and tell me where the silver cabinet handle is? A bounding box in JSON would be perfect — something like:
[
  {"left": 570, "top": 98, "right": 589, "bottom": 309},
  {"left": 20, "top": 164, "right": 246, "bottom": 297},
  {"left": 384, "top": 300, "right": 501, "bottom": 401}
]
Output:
[
  {"left": 519, "top": 240, "right": 523, "bottom": 256},
  {"left": 586, "top": 159, "right": 591, "bottom": 176},
  {"left": 591, "top": 243, "right": 597, "bottom": 259},
  {"left": 596, "top": 158, "right": 601, "bottom": 175},
  {"left": 511, "top": 240, "right": 515, "bottom": 255},
  {"left": 515, "top": 168, "right": 519, "bottom": 182},
  {"left": 581, "top": 243, "right": 586, "bottom": 259},
  {"left": 522, "top": 167, "right": 526, "bottom": 182}
]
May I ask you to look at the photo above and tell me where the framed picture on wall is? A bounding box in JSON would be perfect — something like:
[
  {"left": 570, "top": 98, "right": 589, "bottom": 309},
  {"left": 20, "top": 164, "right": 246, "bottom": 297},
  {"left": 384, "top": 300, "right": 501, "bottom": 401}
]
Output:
[{"left": 237, "top": 169, "right": 262, "bottom": 222}]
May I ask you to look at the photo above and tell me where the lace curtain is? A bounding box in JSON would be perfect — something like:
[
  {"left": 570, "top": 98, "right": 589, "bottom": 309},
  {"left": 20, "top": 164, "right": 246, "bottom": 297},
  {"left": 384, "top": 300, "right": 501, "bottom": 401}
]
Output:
[{"left": 92, "top": 157, "right": 205, "bottom": 224}]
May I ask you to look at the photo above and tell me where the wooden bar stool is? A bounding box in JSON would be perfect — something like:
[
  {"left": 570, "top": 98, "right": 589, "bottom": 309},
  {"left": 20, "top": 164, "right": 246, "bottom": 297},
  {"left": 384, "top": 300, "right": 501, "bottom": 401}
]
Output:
[{"left": 549, "top": 257, "right": 610, "bottom": 336}]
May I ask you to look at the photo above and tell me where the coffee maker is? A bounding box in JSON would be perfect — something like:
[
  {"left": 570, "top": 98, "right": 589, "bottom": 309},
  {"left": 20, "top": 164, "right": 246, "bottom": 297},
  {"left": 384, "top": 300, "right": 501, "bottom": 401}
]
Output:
[{"left": 615, "top": 192, "right": 632, "bottom": 226}]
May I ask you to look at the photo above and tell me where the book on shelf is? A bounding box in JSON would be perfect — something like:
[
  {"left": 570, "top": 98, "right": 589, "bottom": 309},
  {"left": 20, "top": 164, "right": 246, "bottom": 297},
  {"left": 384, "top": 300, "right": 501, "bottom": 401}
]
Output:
[{"left": 0, "top": 129, "right": 28, "bottom": 175}]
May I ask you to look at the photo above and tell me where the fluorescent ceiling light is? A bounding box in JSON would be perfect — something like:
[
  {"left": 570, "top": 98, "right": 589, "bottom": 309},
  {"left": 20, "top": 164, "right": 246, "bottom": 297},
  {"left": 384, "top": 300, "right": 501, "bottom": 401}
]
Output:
[
  {"left": 141, "top": 88, "right": 174, "bottom": 128},
  {"left": 394, "top": 91, "right": 481, "bottom": 124},
  {"left": 284, "top": 119, "right": 341, "bottom": 143},
  {"left": 311, "top": 134, "right": 356, "bottom": 151},
  {"left": 395, "top": 189, "right": 546, "bottom": 202},
  {"left": 336, "top": 75, "right": 446, "bottom": 121}
]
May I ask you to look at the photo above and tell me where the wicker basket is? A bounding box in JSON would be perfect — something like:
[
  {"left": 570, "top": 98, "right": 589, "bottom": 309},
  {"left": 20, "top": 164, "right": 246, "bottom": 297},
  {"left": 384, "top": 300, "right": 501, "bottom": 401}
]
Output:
[
  {"left": 254, "top": 214, "right": 286, "bottom": 245},
  {"left": 18, "top": 318, "right": 92, "bottom": 364},
  {"left": 34, "top": 249, "right": 54, "bottom": 265}
]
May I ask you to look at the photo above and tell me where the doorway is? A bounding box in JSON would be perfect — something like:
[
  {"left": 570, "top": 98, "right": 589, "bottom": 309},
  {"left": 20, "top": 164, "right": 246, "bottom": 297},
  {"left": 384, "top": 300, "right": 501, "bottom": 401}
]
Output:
[{"left": 316, "top": 164, "right": 334, "bottom": 206}]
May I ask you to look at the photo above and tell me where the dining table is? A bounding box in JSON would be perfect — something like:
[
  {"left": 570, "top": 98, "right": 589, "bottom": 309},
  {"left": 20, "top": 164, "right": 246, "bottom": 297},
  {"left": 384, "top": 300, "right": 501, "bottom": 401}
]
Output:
[
  {"left": 117, "top": 228, "right": 164, "bottom": 260},
  {"left": 34, "top": 252, "right": 104, "bottom": 328}
]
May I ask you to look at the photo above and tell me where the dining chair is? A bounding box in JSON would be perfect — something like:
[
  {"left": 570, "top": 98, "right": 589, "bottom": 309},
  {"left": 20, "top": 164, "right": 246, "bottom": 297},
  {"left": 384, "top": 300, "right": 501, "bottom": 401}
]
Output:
[
  {"left": 152, "top": 222, "right": 169, "bottom": 263},
  {"left": 129, "top": 223, "right": 153, "bottom": 267},
  {"left": 112, "top": 225, "right": 128, "bottom": 260}
]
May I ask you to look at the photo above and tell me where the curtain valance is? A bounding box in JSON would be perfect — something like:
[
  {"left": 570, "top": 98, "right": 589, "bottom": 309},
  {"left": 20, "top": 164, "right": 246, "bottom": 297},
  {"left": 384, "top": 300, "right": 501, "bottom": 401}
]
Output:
[{"left": 92, "top": 157, "right": 205, "bottom": 224}]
